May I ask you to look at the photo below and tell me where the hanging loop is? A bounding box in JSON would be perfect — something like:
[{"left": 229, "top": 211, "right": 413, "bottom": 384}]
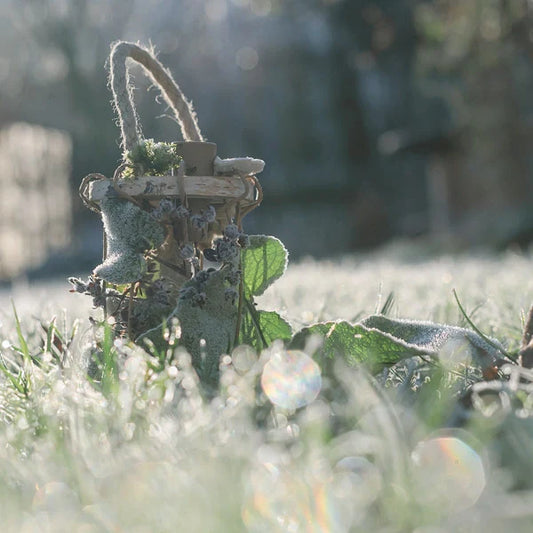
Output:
[{"left": 109, "top": 41, "right": 204, "bottom": 156}]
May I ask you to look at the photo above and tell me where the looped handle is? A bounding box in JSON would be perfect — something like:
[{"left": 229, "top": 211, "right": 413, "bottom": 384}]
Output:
[
  {"left": 109, "top": 41, "right": 204, "bottom": 156},
  {"left": 79, "top": 173, "right": 106, "bottom": 213}
]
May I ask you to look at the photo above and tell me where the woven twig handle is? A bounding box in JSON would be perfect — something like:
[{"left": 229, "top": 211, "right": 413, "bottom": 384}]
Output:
[{"left": 109, "top": 41, "right": 204, "bottom": 155}]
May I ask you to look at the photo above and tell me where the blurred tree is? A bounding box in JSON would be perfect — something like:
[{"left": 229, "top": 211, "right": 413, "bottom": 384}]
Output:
[
  {"left": 415, "top": 0, "right": 533, "bottom": 246},
  {"left": 0, "top": 1, "right": 135, "bottom": 177},
  {"left": 4, "top": 0, "right": 532, "bottom": 264}
]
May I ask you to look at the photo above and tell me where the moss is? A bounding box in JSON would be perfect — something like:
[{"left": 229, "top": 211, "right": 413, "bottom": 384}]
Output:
[
  {"left": 94, "top": 196, "right": 166, "bottom": 284},
  {"left": 122, "top": 139, "right": 182, "bottom": 178},
  {"left": 131, "top": 297, "right": 175, "bottom": 335},
  {"left": 174, "top": 266, "right": 239, "bottom": 387}
]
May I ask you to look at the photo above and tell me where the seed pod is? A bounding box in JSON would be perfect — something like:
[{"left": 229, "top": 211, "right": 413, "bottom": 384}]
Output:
[
  {"left": 175, "top": 205, "right": 190, "bottom": 219},
  {"left": 191, "top": 214, "right": 206, "bottom": 231},
  {"left": 238, "top": 233, "right": 250, "bottom": 248},
  {"left": 217, "top": 240, "right": 239, "bottom": 263},
  {"left": 224, "top": 288, "right": 238, "bottom": 305},
  {"left": 203, "top": 205, "right": 216, "bottom": 223},
  {"left": 179, "top": 243, "right": 196, "bottom": 259},
  {"left": 223, "top": 224, "right": 240, "bottom": 242},
  {"left": 224, "top": 269, "right": 241, "bottom": 286},
  {"left": 159, "top": 198, "right": 174, "bottom": 213}
]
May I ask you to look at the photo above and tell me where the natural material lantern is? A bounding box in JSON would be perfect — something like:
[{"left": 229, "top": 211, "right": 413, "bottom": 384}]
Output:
[{"left": 76, "top": 42, "right": 263, "bottom": 341}]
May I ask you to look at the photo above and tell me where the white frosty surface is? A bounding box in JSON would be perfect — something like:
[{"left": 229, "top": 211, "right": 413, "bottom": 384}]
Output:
[
  {"left": 0, "top": 277, "right": 93, "bottom": 326},
  {"left": 1, "top": 248, "right": 532, "bottom": 343},
  {"left": 213, "top": 156, "right": 265, "bottom": 175},
  {"left": 256, "top": 248, "right": 533, "bottom": 340}
]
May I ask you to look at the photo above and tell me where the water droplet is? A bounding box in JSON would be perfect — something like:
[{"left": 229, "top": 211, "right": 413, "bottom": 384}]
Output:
[
  {"left": 167, "top": 365, "right": 179, "bottom": 379},
  {"left": 261, "top": 349, "right": 321, "bottom": 410},
  {"left": 17, "top": 417, "right": 29, "bottom": 430},
  {"left": 113, "top": 338, "right": 123, "bottom": 349}
]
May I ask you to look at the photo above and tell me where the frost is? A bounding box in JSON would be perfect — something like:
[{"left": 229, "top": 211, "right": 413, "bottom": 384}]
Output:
[
  {"left": 292, "top": 315, "right": 507, "bottom": 374},
  {"left": 94, "top": 196, "right": 165, "bottom": 284},
  {"left": 174, "top": 267, "right": 239, "bottom": 387}
]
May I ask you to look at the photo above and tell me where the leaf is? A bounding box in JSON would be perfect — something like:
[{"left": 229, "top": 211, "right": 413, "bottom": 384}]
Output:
[
  {"left": 235, "top": 236, "right": 291, "bottom": 352},
  {"left": 239, "top": 304, "right": 292, "bottom": 351},
  {"left": 291, "top": 320, "right": 425, "bottom": 374},
  {"left": 241, "top": 236, "right": 288, "bottom": 298},
  {"left": 359, "top": 315, "right": 506, "bottom": 361},
  {"left": 291, "top": 315, "right": 506, "bottom": 375}
]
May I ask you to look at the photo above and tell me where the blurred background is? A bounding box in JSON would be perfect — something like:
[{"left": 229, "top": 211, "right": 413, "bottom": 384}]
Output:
[{"left": 2, "top": 0, "right": 533, "bottom": 282}]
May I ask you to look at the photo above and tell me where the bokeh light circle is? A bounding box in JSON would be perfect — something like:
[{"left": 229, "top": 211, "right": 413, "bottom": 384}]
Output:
[
  {"left": 261, "top": 349, "right": 321, "bottom": 410},
  {"left": 438, "top": 338, "right": 473, "bottom": 370},
  {"left": 242, "top": 455, "right": 356, "bottom": 532},
  {"left": 411, "top": 435, "right": 486, "bottom": 512},
  {"left": 232, "top": 345, "right": 258, "bottom": 374},
  {"left": 236, "top": 46, "right": 259, "bottom": 70}
]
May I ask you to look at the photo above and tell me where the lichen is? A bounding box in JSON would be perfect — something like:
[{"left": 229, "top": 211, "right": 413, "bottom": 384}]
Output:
[
  {"left": 174, "top": 265, "right": 239, "bottom": 387},
  {"left": 94, "top": 196, "right": 166, "bottom": 284}
]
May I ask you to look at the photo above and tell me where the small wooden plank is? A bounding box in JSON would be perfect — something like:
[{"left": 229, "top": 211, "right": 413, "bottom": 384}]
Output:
[{"left": 87, "top": 175, "right": 257, "bottom": 204}]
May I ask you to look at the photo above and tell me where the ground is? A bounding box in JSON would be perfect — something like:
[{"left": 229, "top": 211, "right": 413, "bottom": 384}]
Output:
[{"left": 0, "top": 246, "right": 532, "bottom": 531}]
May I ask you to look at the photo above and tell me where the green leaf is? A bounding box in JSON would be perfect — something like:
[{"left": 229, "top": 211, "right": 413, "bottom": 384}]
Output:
[
  {"left": 241, "top": 236, "right": 288, "bottom": 298},
  {"left": 239, "top": 304, "right": 292, "bottom": 351},
  {"left": 291, "top": 315, "right": 506, "bottom": 375}
]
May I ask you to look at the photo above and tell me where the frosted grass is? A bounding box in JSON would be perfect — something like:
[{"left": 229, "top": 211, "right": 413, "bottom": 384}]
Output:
[
  {"left": 0, "top": 249, "right": 532, "bottom": 531},
  {"left": 259, "top": 249, "right": 533, "bottom": 349}
]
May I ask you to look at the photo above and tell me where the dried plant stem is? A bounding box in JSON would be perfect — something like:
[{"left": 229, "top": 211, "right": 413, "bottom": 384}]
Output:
[
  {"left": 128, "top": 284, "right": 134, "bottom": 339},
  {"left": 234, "top": 257, "right": 244, "bottom": 345}
]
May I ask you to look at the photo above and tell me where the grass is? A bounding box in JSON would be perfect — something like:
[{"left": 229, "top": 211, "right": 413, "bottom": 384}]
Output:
[{"left": 1, "top": 247, "right": 533, "bottom": 531}]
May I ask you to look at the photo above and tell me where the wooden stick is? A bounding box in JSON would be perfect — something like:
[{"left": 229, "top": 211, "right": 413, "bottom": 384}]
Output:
[{"left": 86, "top": 175, "right": 257, "bottom": 205}]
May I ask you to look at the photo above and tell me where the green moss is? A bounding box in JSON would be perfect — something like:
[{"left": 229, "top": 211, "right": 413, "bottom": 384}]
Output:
[{"left": 122, "top": 139, "right": 182, "bottom": 178}]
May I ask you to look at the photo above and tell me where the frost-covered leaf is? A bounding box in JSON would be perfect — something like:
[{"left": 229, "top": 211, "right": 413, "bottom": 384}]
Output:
[
  {"left": 291, "top": 320, "right": 423, "bottom": 374},
  {"left": 239, "top": 307, "right": 292, "bottom": 352},
  {"left": 292, "top": 315, "right": 506, "bottom": 374},
  {"left": 360, "top": 315, "right": 505, "bottom": 360},
  {"left": 241, "top": 236, "right": 288, "bottom": 297}
]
